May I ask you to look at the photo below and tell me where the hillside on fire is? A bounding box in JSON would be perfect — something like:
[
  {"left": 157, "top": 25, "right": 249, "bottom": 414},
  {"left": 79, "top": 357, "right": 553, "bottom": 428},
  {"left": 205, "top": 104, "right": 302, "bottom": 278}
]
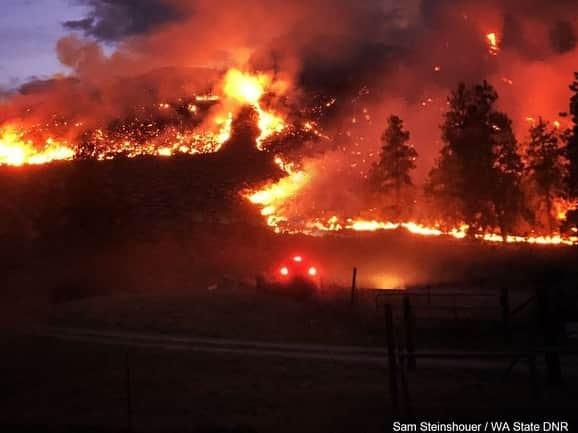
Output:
[
  {"left": 0, "top": 107, "right": 281, "bottom": 242},
  {"left": 2, "top": 55, "right": 578, "bottom": 244}
]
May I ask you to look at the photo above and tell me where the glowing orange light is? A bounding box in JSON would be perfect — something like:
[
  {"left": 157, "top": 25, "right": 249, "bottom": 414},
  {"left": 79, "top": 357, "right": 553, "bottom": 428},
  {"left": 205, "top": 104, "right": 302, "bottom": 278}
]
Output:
[
  {"left": 221, "top": 68, "right": 286, "bottom": 149},
  {"left": 280, "top": 267, "right": 289, "bottom": 276},
  {"left": 486, "top": 32, "right": 500, "bottom": 56},
  {"left": 308, "top": 267, "right": 317, "bottom": 276},
  {"left": 0, "top": 127, "right": 74, "bottom": 166},
  {"left": 293, "top": 256, "right": 302, "bottom": 262},
  {"left": 223, "top": 69, "right": 266, "bottom": 105}
]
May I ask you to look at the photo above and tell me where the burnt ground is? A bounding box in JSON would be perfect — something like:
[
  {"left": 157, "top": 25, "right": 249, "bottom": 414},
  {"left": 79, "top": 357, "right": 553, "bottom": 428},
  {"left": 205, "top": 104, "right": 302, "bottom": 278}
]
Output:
[{"left": 1, "top": 156, "right": 578, "bottom": 431}]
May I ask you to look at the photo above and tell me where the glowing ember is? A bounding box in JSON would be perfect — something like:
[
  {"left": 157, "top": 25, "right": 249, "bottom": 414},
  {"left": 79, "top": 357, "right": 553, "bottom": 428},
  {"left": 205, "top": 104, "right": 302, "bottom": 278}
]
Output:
[
  {"left": 486, "top": 32, "right": 500, "bottom": 56},
  {"left": 195, "top": 95, "right": 220, "bottom": 102},
  {"left": 554, "top": 198, "right": 578, "bottom": 221}
]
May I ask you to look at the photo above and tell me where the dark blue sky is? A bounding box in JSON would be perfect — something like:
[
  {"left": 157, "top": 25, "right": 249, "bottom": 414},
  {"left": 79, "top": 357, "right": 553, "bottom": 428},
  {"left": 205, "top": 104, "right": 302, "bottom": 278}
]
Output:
[{"left": 0, "top": 0, "right": 89, "bottom": 88}]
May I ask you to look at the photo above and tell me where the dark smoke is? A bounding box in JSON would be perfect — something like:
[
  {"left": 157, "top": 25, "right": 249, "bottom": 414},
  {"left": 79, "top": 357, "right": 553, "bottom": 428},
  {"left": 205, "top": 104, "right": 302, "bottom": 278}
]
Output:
[
  {"left": 2, "top": 0, "right": 578, "bottom": 179},
  {"left": 63, "top": 0, "right": 184, "bottom": 41}
]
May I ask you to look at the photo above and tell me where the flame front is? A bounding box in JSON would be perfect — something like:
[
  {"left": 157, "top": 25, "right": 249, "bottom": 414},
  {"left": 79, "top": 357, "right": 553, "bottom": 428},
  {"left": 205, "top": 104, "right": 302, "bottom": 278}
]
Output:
[
  {"left": 246, "top": 161, "right": 310, "bottom": 232},
  {"left": 245, "top": 169, "right": 578, "bottom": 246},
  {"left": 0, "top": 127, "right": 74, "bottom": 166}
]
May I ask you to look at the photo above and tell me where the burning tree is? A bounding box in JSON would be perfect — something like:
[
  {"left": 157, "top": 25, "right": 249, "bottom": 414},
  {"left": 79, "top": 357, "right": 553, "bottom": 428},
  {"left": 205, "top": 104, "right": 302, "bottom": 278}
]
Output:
[
  {"left": 524, "top": 118, "right": 568, "bottom": 232},
  {"left": 368, "top": 115, "right": 417, "bottom": 219},
  {"left": 426, "top": 82, "right": 524, "bottom": 235}
]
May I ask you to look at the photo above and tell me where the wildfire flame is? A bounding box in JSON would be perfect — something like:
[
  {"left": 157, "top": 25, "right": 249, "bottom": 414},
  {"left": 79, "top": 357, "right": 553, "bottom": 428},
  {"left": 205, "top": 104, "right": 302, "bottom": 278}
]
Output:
[
  {"left": 221, "top": 69, "right": 286, "bottom": 149},
  {"left": 244, "top": 169, "right": 578, "bottom": 246},
  {"left": 1, "top": 67, "right": 577, "bottom": 248},
  {"left": 0, "top": 68, "right": 288, "bottom": 166},
  {"left": 486, "top": 32, "right": 500, "bottom": 56},
  {"left": 246, "top": 160, "right": 311, "bottom": 233},
  {"left": 554, "top": 198, "right": 578, "bottom": 221},
  {"left": 0, "top": 127, "right": 74, "bottom": 166}
]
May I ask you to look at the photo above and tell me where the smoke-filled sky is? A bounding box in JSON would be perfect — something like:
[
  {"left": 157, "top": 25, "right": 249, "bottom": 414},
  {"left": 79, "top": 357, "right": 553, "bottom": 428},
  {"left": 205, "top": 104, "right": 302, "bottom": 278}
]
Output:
[
  {"left": 2, "top": 0, "right": 578, "bottom": 177},
  {"left": 4, "top": 0, "right": 577, "bottom": 83},
  {"left": 4, "top": 0, "right": 577, "bottom": 96}
]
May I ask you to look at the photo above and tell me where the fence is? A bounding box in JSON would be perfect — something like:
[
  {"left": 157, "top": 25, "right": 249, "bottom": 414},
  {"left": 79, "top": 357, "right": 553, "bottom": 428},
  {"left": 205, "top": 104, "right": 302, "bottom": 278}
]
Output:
[
  {"left": 347, "top": 266, "right": 577, "bottom": 416},
  {"left": 376, "top": 289, "right": 572, "bottom": 417}
]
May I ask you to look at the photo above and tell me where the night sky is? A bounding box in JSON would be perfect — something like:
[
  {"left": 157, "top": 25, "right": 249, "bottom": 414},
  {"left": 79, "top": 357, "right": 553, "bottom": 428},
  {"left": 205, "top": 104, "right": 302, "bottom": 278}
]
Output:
[{"left": 0, "top": 0, "right": 88, "bottom": 88}]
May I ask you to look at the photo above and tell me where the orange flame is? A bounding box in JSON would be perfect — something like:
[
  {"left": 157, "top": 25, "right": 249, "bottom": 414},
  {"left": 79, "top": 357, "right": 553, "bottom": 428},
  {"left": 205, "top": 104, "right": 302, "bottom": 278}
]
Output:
[
  {"left": 221, "top": 69, "right": 286, "bottom": 149},
  {"left": 486, "top": 32, "right": 500, "bottom": 56},
  {"left": 244, "top": 170, "right": 578, "bottom": 246},
  {"left": 0, "top": 127, "right": 74, "bottom": 166},
  {"left": 0, "top": 68, "right": 286, "bottom": 166}
]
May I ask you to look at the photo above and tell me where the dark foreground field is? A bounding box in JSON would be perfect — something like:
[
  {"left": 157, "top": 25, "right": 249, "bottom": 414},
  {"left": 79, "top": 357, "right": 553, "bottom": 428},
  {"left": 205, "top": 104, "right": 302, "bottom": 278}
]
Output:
[
  {"left": 2, "top": 331, "right": 577, "bottom": 433},
  {"left": 2, "top": 157, "right": 578, "bottom": 432},
  {"left": 2, "top": 283, "right": 578, "bottom": 433}
]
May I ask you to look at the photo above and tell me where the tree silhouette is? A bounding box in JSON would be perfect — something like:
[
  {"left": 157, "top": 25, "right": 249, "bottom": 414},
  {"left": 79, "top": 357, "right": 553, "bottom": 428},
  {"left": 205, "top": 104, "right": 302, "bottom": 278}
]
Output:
[
  {"left": 568, "top": 72, "right": 578, "bottom": 197},
  {"left": 426, "top": 81, "right": 524, "bottom": 235},
  {"left": 369, "top": 115, "right": 417, "bottom": 219},
  {"left": 489, "top": 112, "right": 525, "bottom": 236},
  {"left": 524, "top": 119, "right": 568, "bottom": 232}
]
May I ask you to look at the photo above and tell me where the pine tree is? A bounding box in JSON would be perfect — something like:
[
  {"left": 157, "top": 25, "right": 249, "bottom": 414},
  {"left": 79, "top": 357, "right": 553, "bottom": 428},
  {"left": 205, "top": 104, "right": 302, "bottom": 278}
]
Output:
[
  {"left": 369, "top": 115, "right": 417, "bottom": 219},
  {"left": 489, "top": 112, "right": 525, "bottom": 236},
  {"left": 525, "top": 118, "right": 568, "bottom": 232},
  {"left": 568, "top": 72, "right": 578, "bottom": 197},
  {"left": 426, "top": 81, "right": 524, "bottom": 234}
]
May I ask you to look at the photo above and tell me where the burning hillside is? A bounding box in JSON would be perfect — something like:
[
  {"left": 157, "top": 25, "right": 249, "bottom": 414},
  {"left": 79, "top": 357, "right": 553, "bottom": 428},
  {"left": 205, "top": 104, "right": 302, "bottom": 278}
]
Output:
[
  {"left": 1, "top": 0, "right": 578, "bottom": 246},
  {"left": 0, "top": 68, "right": 290, "bottom": 165}
]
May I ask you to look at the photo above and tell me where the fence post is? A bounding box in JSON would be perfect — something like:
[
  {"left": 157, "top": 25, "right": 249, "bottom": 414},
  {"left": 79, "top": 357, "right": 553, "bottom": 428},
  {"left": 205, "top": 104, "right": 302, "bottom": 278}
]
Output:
[
  {"left": 536, "top": 286, "right": 563, "bottom": 386},
  {"left": 402, "top": 295, "right": 416, "bottom": 370},
  {"left": 397, "top": 340, "right": 413, "bottom": 418},
  {"left": 350, "top": 267, "right": 357, "bottom": 309},
  {"left": 528, "top": 354, "right": 540, "bottom": 401},
  {"left": 500, "top": 287, "right": 511, "bottom": 344},
  {"left": 256, "top": 274, "right": 264, "bottom": 292},
  {"left": 125, "top": 351, "right": 134, "bottom": 433},
  {"left": 384, "top": 303, "right": 400, "bottom": 415}
]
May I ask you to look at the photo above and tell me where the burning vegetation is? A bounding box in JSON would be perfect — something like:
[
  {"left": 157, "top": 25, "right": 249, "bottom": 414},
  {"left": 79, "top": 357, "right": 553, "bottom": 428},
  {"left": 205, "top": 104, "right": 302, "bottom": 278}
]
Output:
[{"left": 2, "top": 0, "right": 578, "bottom": 246}]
